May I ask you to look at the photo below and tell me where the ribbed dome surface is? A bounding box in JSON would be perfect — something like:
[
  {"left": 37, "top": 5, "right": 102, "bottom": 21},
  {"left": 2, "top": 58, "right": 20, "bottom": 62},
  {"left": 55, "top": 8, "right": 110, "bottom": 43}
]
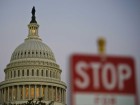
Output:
[{"left": 10, "top": 39, "right": 56, "bottom": 62}]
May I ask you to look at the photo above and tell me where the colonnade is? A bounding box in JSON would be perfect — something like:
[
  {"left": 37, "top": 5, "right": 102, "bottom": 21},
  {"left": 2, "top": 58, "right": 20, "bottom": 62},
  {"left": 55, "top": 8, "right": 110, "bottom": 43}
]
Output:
[{"left": 0, "top": 84, "right": 66, "bottom": 104}]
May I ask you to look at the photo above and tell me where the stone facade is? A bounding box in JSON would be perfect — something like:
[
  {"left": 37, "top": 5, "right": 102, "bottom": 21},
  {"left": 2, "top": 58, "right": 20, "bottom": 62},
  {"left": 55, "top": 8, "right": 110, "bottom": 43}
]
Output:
[{"left": 0, "top": 7, "right": 67, "bottom": 105}]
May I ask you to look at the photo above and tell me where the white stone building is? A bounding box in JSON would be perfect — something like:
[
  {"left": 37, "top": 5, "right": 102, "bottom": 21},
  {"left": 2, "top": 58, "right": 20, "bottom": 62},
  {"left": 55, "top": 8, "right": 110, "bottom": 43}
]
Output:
[{"left": 0, "top": 7, "right": 67, "bottom": 105}]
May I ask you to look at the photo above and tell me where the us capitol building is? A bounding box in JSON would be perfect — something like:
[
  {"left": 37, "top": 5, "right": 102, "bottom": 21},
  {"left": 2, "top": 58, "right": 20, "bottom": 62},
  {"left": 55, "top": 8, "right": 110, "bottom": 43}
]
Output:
[{"left": 0, "top": 7, "right": 67, "bottom": 105}]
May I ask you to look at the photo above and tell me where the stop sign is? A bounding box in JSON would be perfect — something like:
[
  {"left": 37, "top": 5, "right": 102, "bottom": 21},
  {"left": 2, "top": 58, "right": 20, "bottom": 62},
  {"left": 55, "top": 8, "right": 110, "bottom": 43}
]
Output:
[{"left": 71, "top": 54, "right": 138, "bottom": 105}]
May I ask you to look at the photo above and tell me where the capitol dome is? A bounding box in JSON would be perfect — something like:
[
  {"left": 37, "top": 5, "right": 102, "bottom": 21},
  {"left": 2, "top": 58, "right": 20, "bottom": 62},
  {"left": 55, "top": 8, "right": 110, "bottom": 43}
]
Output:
[
  {"left": 10, "top": 39, "right": 56, "bottom": 62},
  {"left": 0, "top": 7, "right": 66, "bottom": 105}
]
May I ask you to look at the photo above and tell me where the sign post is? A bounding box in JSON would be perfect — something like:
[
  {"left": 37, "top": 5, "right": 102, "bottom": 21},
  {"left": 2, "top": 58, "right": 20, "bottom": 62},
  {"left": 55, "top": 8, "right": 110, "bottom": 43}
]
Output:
[{"left": 71, "top": 37, "right": 138, "bottom": 105}]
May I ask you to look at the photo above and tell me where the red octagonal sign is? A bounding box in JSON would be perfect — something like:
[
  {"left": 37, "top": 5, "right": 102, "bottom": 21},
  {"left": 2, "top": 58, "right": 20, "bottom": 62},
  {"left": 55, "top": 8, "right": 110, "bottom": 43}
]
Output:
[{"left": 71, "top": 54, "right": 138, "bottom": 105}]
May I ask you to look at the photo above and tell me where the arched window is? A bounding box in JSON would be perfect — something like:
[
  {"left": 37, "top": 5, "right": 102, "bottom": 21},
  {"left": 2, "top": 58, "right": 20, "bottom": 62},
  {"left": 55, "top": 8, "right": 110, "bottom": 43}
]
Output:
[
  {"left": 27, "top": 69, "right": 29, "bottom": 76},
  {"left": 32, "top": 69, "right": 34, "bottom": 76},
  {"left": 18, "top": 70, "right": 20, "bottom": 77},
  {"left": 14, "top": 71, "right": 16, "bottom": 77},
  {"left": 50, "top": 71, "right": 52, "bottom": 77},
  {"left": 37, "top": 70, "right": 39, "bottom": 76},
  {"left": 22, "top": 70, "right": 24, "bottom": 76},
  {"left": 46, "top": 70, "right": 48, "bottom": 77},
  {"left": 53, "top": 72, "right": 55, "bottom": 78},
  {"left": 11, "top": 71, "right": 12, "bottom": 78},
  {"left": 7, "top": 72, "right": 9, "bottom": 79},
  {"left": 41, "top": 70, "right": 43, "bottom": 76}
]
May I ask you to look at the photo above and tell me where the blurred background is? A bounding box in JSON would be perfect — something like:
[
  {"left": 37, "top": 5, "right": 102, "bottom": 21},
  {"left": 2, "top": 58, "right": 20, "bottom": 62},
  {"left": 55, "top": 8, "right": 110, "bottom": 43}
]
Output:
[{"left": 0, "top": 0, "right": 139, "bottom": 104}]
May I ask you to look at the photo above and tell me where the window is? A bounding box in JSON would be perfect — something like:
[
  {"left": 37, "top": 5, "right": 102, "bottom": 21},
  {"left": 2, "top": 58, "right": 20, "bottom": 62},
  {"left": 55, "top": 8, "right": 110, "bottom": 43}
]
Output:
[
  {"left": 50, "top": 71, "right": 52, "bottom": 77},
  {"left": 53, "top": 72, "right": 55, "bottom": 78},
  {"left": 41, "top": 70, "right": 43, "bottom": 76},
  {"left": 27, "top": 69, "right": 29, "bottom": 76},
  {"left": 22, "top": 70, "right": 24, "bottom": 76},
  {"left": 7, "top": 72, "right": 9, "bottom": 79},
  {"left": 46, "top": 70, "right": 48, "bottom": 77},
  {"left": 11, "top": 71, "right": 12, "bottom": 78},
  {"left": 37, "top": 70, "right": 39, "bottom": 76},
  {"left": 32, "top": 69, "right": 34, "bottom": 76},
  {"left": 14, "top": 71, "right": 16, "bottom": 77},
  {"left": 18, "top": 70, "right": 20, "bottom": 77}
]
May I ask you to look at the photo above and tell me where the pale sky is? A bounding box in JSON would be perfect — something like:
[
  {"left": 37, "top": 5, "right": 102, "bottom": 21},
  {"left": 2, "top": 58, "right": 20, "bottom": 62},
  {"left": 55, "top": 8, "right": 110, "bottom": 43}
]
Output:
[{"left": 0, "top": 0, "right": 140, "bottom": 104}]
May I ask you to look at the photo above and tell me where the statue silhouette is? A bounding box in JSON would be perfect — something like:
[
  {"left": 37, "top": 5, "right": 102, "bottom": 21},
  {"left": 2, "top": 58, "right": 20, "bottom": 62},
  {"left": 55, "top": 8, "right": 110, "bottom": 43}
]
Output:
[
  {"left": 32, "top": 6, "right": 36, "bottom": 16},
  {"left": 30, "top": 6, "right": 37, "bottom": 23}
]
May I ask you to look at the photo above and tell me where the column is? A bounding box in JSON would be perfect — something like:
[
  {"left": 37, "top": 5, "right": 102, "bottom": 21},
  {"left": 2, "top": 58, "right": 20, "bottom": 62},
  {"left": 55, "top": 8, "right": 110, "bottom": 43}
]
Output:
[
  {"left": 61, "top": 88, "right": 62, "bottom": 102},
  {"left": 60, "top": 88, "right": 61, "bottom": 102},
  {"left": 62, "top": 89, "right": 63, "bottom": 103},
  {"left": 39, "top": 85, "right": 40, "bottom": 98},
  {"left": 63, "top": 89, "right": 65, "bottom": 103},
  {"left": 4, "top": 88, "right": 6, "bottom": 102},
  {"left": 12, "top": 86, "right": 14, "bottom": 101},
  {"left": 35, "top": 85, "right": 36, "bottom": 99},
  {"left": 8, "top": 87, "right": 9, "bottom": 102},
  {"left": 44, "top": 86, "right": 47, "bottom": 100},
  {"left": 46, "top": 85, "right": 48, "bottom": 100},
  {"left": 5, "top": 88, "right": 7, "bottom": 102},
  {"left": 64, "top": 90, "right": 66, "bottom": 104},
  {"left": 1, "top": 89, "right": 3, "bottom": 103},
  {"left": 40, "top": 85, "right": 42, "bottom": 97},
  {"left": 23, "top": 85, "right": 25, "bottom": 100},
  {"left": 29, "top": 85, "right": 30, "bottom": 100},
  {"left": 51, "top": 86, "right": 53, "bottom": 100},
  {"left": 55, "top": 87, "right": 57, "bottom": 101},
  {"left": 3, "top": 89, "right": 4, "bottom": 103},
  {"left": 17, "top": 85, "right": 19, "bottom": 100},
  {"left": 15, "top": 86, "right": 17, "bottom": 100},
  {"left": 3, "top": 88, "right": 5, "bottom": 102},
  {"left": 61, "top": 88, "right": 63, "bottom": 102},
  {"left": 4, "top": 87, "right": 7, "bottom": 102},
  {"left": 58, "top": 88, "right": 60, "bottom": 102}
]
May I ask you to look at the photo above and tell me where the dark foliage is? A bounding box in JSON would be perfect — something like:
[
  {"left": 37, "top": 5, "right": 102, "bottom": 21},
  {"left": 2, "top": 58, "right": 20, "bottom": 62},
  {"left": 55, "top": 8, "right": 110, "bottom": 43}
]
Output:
[{"left": 3, "top": 97, "right": 54, "bottom": 105}]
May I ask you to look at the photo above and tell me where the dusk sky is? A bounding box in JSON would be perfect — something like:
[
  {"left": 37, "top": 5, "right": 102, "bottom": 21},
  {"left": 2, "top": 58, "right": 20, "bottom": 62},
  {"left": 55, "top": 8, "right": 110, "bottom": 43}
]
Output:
[{"left": 0, "top": 0, "right": 140, "bottom": 104}]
